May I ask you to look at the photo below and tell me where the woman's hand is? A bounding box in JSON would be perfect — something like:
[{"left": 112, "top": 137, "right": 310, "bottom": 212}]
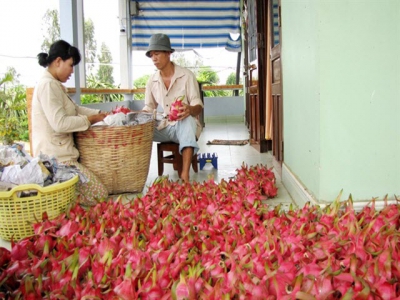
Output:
[{"left": 88, "top": 112, "right": 109, "bottom": 124}]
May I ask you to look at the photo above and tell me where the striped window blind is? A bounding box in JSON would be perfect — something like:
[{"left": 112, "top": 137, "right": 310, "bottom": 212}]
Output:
[
  {"left": 272, "top": 0, "right": 280, "bottom": 46},
  {"left": 131, "top": 0, "right": 242, "bottom": 52}
]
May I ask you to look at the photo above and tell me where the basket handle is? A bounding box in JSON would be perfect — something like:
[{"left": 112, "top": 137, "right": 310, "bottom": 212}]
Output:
[
  {"left": 0, "top": 176, "right": 79, "bottom": 199},
  {"left": 4, "top": 183, "right": 48, "bottom": 194}
]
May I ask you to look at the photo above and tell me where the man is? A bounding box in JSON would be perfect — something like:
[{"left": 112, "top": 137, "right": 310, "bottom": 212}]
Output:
[{"left": 143, "top": 33, "right": 203, "bottom": 182}]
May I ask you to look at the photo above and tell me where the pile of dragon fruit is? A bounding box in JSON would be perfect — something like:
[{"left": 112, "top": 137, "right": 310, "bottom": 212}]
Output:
[{"left": 1, "top": 164, "right": 399, "bottom": 299}]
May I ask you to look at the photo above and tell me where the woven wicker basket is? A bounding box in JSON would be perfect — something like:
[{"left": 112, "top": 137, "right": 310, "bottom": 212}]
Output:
[
  {"left": 0, "top": 176, "right": 78, "bottom": 241},
  {"left": 75, "top": 121, "right": 154, "bottom": 195}
]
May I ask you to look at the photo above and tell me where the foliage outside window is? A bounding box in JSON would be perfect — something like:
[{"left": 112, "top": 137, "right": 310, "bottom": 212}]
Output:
[
  {"left": 132, "top": 75, "right": 150, "bottom": 101},
  {"left": 0, "top": 70, "right": 28, "bottom": 145}
]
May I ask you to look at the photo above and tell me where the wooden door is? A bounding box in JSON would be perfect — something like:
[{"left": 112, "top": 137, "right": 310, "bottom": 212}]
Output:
[
  {"left": 270, "top": 0, "right": 283, "bottom": 162},
  {"left": 244, "top": 0, "right": 270, "bottom": 153}
]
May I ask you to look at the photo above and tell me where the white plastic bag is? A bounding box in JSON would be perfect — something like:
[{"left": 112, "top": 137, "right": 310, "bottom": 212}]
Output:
[
  {"left": 1, "top": 157, "right": 44, "bottom": 186},
  {"left": 92, "top": 112, "right": 126, "bottom": 126}
]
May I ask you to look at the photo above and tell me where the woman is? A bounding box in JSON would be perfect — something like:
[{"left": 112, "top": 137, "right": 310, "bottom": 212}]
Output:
[{"left": 31, "top": 39, "right": 108, "bottom": 206}]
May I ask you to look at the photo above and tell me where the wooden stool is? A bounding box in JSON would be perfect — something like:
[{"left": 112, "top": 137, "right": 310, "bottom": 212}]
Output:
[{"left": 157, "top": 142, "right": 198, "bottom": 177}]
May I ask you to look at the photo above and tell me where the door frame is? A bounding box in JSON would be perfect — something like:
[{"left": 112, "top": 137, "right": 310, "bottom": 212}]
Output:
[
  {"left": 270, "top": 0, "right": 284, "bottom": 163},
  {"left": 244, "top": 0, "right": 284, "bottom": 174}
]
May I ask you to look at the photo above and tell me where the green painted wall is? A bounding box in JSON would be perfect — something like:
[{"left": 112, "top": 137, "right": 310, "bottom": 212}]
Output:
[{"left": 281, "top": 0, "right": 400, "bottom": 202}]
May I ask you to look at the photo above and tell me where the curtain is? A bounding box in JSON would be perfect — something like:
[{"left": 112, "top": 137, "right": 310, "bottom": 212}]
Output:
[{"left": 131, "top": 0, "right": 242, "bottom": 52}]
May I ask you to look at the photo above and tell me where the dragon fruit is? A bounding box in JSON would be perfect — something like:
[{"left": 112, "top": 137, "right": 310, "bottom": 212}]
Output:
[
  {"left": 168, "top": 95, "right": 185, "bottom": 121},
  {"left": 112, "top": 105, "right": 131, "bottom": 115}
]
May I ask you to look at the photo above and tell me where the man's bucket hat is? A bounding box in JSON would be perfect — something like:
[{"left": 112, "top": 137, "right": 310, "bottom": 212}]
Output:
[{"left": 145, "top": 33, "right": 175, "bottom": 57}]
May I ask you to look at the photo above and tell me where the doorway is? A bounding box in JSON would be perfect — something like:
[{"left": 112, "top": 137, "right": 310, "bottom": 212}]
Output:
[{"left": 244, "top": 0, "right": 284, "bottom": 172}]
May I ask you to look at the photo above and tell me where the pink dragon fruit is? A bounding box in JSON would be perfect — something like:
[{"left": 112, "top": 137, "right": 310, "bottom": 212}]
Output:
[{"left": 168, "top": 95, "right": 185, "bottom": 121}]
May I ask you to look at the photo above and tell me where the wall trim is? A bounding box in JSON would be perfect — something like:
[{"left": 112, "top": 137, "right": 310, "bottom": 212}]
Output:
[
  {"left": 282, "top": 163, "right": 398, "bottom": 211},
  {"left": 282, "top": 163, "right": 318, "bottom": 208}
]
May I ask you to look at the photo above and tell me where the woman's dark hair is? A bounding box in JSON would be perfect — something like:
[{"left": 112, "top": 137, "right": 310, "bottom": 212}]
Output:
[{"left": 37, "top": 40, "right": 81, "bottom": 68}]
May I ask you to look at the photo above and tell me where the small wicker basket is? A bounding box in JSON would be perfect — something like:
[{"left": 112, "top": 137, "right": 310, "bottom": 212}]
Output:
[
  {"left": 75, "top": 120, "right": 154, "bottom": 195},
  {"left": 0, "top": 176, "right": 78, "bottom": 241}
]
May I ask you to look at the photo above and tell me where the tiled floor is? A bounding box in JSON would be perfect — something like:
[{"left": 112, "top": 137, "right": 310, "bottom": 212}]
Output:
[
  {"left": 0, "top": 121, "right": 294, "bottom": 250},
  {"left": 145, "top": 121, "right": 293, "bottom": 204}
]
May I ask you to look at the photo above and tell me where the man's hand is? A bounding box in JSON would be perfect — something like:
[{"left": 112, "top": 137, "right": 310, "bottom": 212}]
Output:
[
  {"left": 177, "top": 104, "right": 202, "bottom": 120},
  {"left": 177, "top": 103, "right": 191, "bottom": 120}
]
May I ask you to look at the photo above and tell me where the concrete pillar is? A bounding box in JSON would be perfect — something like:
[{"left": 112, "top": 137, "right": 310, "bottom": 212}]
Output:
[
  {"left": 59, "top": 0, "right": 85, "bottom": 103},
  {"left": 119, "top": 0, "right": 133, "bottom": 100}
]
